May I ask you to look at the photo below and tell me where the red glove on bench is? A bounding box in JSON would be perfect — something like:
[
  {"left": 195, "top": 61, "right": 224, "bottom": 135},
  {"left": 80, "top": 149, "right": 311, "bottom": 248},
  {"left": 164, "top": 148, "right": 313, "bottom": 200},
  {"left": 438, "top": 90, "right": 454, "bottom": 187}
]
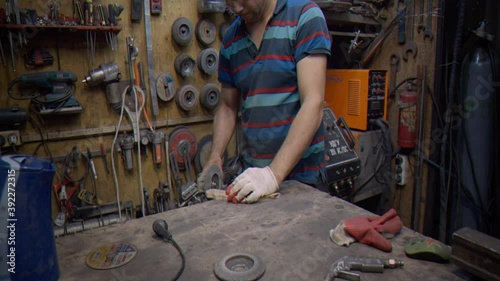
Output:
[{"left": 343, "top": 208, "right": 403, "bottom": 252}]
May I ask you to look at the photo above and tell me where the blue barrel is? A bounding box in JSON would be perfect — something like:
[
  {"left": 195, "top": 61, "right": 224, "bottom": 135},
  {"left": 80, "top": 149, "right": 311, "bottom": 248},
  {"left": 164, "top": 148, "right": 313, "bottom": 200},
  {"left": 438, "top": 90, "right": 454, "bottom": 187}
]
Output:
[{"left": 0, "top": 155, "right": 59, "bottom": 281}]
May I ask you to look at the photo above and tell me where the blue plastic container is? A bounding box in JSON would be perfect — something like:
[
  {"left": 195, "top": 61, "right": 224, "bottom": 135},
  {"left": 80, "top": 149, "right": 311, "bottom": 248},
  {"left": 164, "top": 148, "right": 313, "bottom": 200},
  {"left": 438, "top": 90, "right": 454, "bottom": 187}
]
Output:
[{"left": 0, "top": 155, "right": 59, "bottom": 281}]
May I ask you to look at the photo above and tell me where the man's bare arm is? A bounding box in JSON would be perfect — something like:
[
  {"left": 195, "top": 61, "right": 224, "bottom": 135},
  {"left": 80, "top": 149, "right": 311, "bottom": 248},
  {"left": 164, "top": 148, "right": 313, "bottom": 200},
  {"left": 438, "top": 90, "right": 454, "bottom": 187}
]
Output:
[
  {"left": 207, "top": 85, "right": 241, "bottom": 168},
  {"left": 268, "top": 54, "right": 327, "bottom": 183}
]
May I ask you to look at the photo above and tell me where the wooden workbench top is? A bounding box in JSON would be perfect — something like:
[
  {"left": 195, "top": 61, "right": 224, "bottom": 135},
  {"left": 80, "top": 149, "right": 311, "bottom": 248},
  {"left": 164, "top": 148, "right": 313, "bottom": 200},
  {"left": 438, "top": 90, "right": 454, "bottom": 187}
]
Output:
[{"left": 56, "top": 181, "right": 470, "bottom": 281}]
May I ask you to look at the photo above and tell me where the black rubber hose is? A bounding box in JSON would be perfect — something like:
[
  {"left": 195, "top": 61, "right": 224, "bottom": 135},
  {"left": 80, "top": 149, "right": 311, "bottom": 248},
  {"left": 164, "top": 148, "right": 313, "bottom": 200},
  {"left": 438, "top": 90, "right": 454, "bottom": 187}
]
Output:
[
  {"left": 439, "top": 0, "right": 466, "bottom": 241},
  {"left": 169, "top": 238, "right": 186, "bottom": 281}
]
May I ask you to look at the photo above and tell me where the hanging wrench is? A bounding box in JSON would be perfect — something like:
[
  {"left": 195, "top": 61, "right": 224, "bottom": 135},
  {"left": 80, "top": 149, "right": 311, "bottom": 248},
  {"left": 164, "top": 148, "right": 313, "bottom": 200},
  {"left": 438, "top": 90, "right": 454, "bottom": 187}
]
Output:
[
  {"left": 424, "top": 0, "right": 434, "bottom": 41},
  {"left": 402, "top": 0, "right": 417, "bottom": 61},
  {"left": 389, "top": 54, "right": 400, "bottom": 96},
  {"left": 417, "top": 0, "right": 425, "bottom": 33}
]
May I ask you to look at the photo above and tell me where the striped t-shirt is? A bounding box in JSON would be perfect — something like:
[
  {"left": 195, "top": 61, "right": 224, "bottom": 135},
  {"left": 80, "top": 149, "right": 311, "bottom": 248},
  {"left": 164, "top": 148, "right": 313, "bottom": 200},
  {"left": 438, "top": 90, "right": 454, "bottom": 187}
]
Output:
[{"left": 218, "top": 0, "right": 331, "bottom": 184}]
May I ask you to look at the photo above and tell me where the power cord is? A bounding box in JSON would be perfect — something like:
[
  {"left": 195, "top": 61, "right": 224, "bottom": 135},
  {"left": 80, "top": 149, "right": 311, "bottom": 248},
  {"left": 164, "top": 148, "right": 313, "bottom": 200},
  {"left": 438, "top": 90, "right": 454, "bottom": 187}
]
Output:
[{"left": 153, "top": 219, "right": 185, "bottom": 281}]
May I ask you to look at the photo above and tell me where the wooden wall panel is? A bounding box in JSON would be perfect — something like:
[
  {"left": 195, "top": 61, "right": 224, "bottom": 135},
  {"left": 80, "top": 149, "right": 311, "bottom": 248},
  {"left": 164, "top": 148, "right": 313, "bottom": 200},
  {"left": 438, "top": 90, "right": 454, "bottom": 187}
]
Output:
[
  {"left": 0, "top": 0, "right": 232, "bottom": 218},
  {"left": 366, "top": 0, "right": 438, "bottom": 230}
]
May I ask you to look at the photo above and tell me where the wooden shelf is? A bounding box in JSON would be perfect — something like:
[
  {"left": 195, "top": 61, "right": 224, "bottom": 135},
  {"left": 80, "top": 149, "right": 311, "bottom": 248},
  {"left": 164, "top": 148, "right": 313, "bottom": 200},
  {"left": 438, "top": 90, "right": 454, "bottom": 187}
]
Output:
[
  {"left": 0, "top": 24, "right": 122, "bottom": 33},
  {"left": 323, "top": 11, "right": 381, "bottom": 26}
]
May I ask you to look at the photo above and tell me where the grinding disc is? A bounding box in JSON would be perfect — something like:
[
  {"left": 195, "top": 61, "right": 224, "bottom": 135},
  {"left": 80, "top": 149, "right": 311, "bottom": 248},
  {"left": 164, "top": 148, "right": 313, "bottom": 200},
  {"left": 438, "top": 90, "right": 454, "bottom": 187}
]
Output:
[
  {"left": 168, "top": 126, "right": 197, "bottom": 169},
  {"left": 156, "top": 73, "right": 175, "bottom": 102},
  {"left": 197, "top": 48, "right": 219, "bottom": 75},
  {"left": 195, "top": 18, "right": 217, "bottom": 46},
  {"left": 194, "top": 134, "right": 228, "bottom": 174},
  {"left": 174, "top": 53, "right": 196, "bottom": 78},
  {"left": 172, "top": 17, "right": 194, "bottom": 45},
  {"left": 85, "top": 242, "right": 138, "bottom": 270},
  {"left": 175, "top": 84, "right": 198, "bottom": 112},
  {"left": 214, "top": 252, "right": 266, "bottom": 281},
  {"left": 194, "top": 134, "right": 213, "bottom": 173},
  {"left": 200, "top": 164, "right": 223, "bottom": 191},
  {"left": 200, "top": 83, "right": 220, "bottom": 111}
]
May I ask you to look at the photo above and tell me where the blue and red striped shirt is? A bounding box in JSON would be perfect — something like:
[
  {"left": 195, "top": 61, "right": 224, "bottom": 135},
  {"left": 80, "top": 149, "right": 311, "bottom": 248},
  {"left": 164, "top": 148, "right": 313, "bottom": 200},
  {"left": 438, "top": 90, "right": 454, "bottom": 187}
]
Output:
[{"left": 218, "top": 0, "right": 331, "bottom": 184}]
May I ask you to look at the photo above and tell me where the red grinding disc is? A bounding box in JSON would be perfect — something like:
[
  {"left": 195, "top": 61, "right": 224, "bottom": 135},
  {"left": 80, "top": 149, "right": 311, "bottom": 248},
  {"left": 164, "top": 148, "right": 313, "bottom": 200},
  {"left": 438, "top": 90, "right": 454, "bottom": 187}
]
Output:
[{"left": 168, "top": 126, "right": 197, "bottom": 169}]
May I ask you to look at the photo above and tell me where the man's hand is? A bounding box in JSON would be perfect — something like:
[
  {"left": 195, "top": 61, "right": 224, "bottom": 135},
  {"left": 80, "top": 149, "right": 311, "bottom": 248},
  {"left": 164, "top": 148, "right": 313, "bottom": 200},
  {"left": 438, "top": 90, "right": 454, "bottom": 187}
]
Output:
[{"left": 226, "top": 166, "right": 279, "bottom": 204}]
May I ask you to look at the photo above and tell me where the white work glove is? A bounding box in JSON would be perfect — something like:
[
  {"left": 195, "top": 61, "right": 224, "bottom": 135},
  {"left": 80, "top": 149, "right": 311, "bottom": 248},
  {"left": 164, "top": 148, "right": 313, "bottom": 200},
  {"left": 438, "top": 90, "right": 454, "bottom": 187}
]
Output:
[{"left": 226, "top": 166, "right": 279, "bottom": 204}]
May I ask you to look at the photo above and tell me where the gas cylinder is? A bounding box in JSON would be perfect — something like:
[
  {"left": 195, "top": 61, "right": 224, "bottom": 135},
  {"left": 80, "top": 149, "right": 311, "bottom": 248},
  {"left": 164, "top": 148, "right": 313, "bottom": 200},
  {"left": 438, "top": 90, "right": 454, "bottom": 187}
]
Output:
[{"left": 397, "top": 85, "right": 418, "bottom": 148}]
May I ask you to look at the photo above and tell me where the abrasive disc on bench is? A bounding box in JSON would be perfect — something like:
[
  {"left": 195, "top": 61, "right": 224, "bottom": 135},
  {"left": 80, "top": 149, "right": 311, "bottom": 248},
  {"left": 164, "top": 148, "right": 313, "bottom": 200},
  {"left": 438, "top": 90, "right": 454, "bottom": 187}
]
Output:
[{"left": 86, "top": 242, "right": 138, "bottom": 270}]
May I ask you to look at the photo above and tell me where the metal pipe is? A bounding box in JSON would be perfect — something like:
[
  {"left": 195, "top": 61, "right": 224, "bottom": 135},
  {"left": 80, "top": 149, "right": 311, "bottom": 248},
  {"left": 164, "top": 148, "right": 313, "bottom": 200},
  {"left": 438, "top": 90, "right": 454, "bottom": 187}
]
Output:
[
  {"left": 53, "top": 213, "right": 126, "bottom": 237},
  {"left": 412, "top": 65, "right": 427, "bottom": 231}
]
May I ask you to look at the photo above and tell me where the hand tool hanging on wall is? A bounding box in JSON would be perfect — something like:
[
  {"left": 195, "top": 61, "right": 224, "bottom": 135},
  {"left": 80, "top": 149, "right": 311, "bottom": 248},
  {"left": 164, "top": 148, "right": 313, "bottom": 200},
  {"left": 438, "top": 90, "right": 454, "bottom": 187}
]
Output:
[
  {"left": 100, "top": 143, "right": 110, "bottom": 174},
  {"left": 416, "top": 0, "right": 425, "bottom": 33},
  {"left": 143, "top": 0, "right": 159, "bottom": 115},
  {"left": 402, "top": 0, "right": 417, "bottom": 61},
  {"left": 131, "top": 0, "right": 142, "bottom": 21},
  {"left": 0, "top": 38, "right": 6, "bottom": 67},
  {"left": 423, "top": 0, "right": 434, "bottom": 41},
  {"left": 24, "top": 48, "right": 54, "bottom": 67},
  {"left": 388, "top": 54, "right": 400, "bottom": 96},
  {"left": 133, "top": 61, "right": 155, "bottom": 132},
  {"left": 6, "top": 0, "right": 16, "bottom": 71},
  {"left": 124, "top": 39, "right": 145, "bottom": 144},
  {"left": 397, "top": 0, "right": 406, "bottom": 44}
]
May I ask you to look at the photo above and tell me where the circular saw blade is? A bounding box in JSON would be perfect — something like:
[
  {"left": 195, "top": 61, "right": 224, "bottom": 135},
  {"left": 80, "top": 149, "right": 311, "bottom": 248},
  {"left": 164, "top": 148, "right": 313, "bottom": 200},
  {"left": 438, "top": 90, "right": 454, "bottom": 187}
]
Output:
[{"left": 168, "top": 126, "right": 197, "bottom": 169}]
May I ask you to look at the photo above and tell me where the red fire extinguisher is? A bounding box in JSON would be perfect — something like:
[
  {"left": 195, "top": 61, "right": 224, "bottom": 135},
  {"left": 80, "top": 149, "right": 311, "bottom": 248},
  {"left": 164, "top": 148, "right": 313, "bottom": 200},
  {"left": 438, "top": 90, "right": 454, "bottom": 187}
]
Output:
[{"left": 398, "top": 85, "right": 417, "bottom": 148}]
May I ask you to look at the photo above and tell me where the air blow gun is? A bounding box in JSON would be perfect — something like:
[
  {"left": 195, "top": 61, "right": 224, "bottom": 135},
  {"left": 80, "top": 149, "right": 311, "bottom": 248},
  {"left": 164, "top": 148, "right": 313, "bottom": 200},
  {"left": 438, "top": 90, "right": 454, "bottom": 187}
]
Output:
[{"left": 324, "top": 256, "right": 404, "bottom": 281}]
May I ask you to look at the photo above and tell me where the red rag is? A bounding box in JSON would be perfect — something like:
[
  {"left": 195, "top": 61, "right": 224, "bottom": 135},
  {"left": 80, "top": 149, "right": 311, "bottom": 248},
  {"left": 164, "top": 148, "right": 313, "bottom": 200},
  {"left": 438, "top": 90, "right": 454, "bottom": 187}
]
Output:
[{"left": 343, "top": 208, "right": 403, "bottom": 252}]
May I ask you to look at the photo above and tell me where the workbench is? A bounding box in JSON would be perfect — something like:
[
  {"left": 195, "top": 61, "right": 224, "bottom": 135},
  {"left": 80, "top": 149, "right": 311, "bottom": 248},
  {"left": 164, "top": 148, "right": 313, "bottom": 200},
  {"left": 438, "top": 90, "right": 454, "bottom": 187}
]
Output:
[{"left": 56, "top": 181, "right": 471, "bottom": 281}]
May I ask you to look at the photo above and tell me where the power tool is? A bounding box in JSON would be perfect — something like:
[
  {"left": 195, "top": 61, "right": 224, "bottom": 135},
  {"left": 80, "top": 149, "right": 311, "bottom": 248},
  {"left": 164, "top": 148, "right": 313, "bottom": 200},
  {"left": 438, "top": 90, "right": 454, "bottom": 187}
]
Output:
[
  {"left": 7, "top": 71, "right": 83, "bottom": 115},
  {"left": 82, "top": 62, "right": 124, "bottom": 111}
]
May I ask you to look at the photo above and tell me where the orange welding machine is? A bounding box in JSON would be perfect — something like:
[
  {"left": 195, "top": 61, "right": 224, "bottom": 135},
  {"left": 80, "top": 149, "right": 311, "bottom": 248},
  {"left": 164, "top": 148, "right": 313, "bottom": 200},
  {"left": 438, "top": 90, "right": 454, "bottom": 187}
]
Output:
[{"left": 324, "top": 69, "right": 388, "bottom": 131}]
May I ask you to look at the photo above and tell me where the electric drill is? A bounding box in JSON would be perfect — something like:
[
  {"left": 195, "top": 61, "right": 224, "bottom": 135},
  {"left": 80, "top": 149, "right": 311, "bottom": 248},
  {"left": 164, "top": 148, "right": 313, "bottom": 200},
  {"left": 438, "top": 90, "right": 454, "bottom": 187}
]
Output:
[{"left": 82, "top": 62, "right": 123, "bottom": 110}]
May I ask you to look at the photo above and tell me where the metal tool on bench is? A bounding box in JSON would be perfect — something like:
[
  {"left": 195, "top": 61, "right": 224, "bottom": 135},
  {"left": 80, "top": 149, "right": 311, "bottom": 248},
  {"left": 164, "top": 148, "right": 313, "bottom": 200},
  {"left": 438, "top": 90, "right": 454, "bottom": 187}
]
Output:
[
  {"left": 8, "top": 71, "right": 83, "bottom": 115},
  {"left": 324, "top": 256, "right": 404, "bottom": 281}
]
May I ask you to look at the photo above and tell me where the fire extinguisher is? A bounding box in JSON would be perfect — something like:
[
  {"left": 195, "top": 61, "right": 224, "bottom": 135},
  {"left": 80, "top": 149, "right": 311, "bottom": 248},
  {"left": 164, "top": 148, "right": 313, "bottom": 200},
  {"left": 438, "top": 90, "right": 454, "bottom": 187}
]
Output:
[{"left": 398, "top": 85, "right": 417, "bottom": 148}]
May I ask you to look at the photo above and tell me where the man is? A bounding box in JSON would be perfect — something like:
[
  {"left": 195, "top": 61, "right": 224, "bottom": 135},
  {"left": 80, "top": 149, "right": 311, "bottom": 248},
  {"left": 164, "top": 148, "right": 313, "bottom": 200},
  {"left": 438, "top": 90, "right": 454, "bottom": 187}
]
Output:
[{"left": 203, "top": 0, "right": 331, "bottom": 203}]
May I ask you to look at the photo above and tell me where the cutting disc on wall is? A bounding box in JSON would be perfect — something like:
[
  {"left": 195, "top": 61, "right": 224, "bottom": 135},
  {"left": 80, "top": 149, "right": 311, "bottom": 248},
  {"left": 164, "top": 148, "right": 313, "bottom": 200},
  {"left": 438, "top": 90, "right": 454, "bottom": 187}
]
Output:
[
  {"left": 156, "top": 73, "right": 175, "bottom": 102},
  {"left": 168, "top": 126, "right": 197, "bottom": 170}
]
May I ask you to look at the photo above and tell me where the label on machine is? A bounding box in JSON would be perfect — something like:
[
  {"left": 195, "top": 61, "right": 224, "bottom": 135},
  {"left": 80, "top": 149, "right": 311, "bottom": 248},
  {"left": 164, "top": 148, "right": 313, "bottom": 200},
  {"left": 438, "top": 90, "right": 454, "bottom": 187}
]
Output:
[{"left": 323, "top": 105, "right": 361, "bottom": 200}]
